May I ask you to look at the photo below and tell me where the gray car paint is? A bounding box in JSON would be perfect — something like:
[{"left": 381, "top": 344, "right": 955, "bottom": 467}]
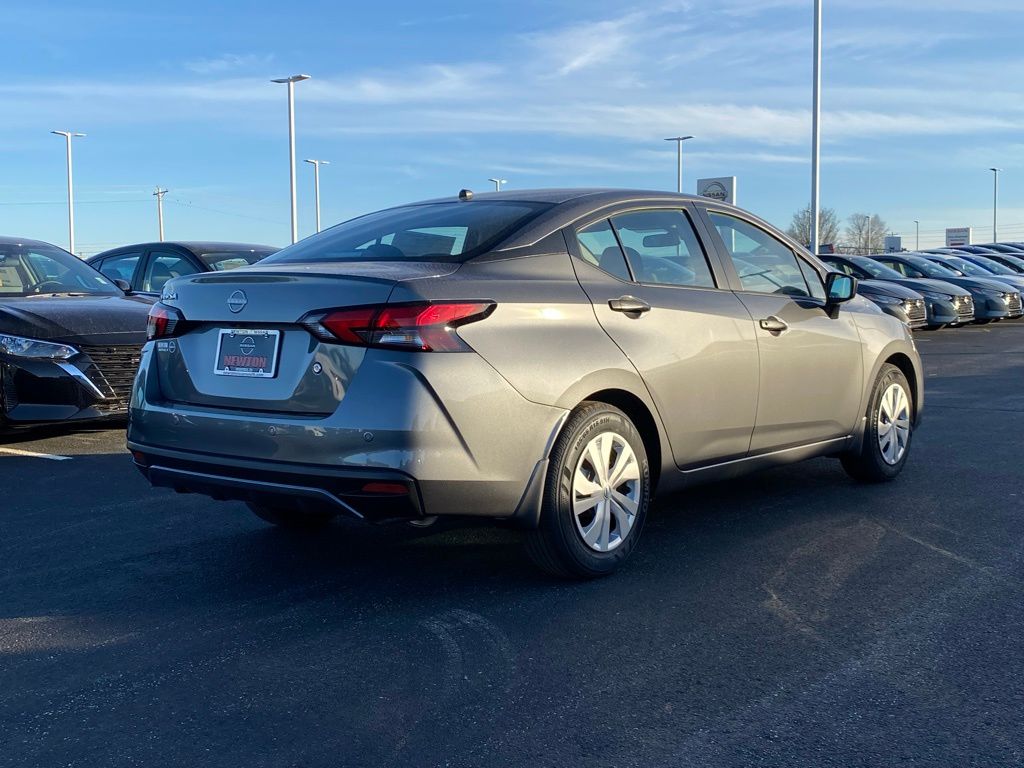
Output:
[{"left": 128, "top": 189, "right": 923, "bottom": 525}]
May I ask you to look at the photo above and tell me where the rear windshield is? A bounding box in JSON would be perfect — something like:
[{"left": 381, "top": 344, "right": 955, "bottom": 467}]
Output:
[
  {"left": 265, "top": 201, "right": 551, "bottom": 264},
  {"left": 199, "top": 249, "right": 276, "bottom": 271}
]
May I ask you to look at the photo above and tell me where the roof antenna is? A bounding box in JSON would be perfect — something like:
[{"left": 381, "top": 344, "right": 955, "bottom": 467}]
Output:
[{"left": 458, "top": 189, "right": 474, "bottom": 201}]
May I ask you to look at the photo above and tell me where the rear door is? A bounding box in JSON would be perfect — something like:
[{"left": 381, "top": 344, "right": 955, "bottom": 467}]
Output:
[
  {"left": 698, "top": 207, "right": 864, "bottom": 452},
  {"left": 568, "top": 205, "right": 759, "bottom": 467}
]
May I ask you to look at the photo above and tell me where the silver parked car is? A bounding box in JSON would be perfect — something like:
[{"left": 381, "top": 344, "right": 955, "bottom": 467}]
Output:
[{"left": 129, "top": 189, "right": 923, "bottom": 577}]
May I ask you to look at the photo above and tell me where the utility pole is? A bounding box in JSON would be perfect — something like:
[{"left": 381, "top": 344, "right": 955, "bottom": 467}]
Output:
[
  {"left": 51, "top": 130, "right": 86, "bottom": 255},
  {"left": 153, "top": 187, "right": 168, "bottom": 242},
  {"left": 488, "top": 177, "right": 507, "bottom": 191},
  {"left": 664, "top": 136, "right": 694, "bottom": 193},
  {"left": 810, "top": 0, "right": 822, "bottom": 255},
  {"left": 305, "top": 159, "right": 329, "bottom": 233},
  {"left": 271, "top": 74, "right": 311, "bottom": 243}
]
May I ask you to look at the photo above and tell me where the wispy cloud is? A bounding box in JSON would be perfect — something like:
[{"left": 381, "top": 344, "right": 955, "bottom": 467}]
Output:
[{"left": 185, "top": 53, "right": 274, "bottom": 75}]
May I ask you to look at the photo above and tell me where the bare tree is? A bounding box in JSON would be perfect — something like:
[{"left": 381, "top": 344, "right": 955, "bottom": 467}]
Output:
[
  {"left": 786, "top": 205, "right": 840, "bottom": 249},
  {"left": 840, "top": 213, "right": 888, "bottom": 255}
]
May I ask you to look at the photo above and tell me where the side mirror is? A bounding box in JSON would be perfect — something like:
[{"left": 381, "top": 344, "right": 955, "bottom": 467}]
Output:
[
  {"left": 113, "top": 278, "right": 132, "bottom": 293},
  {"left": 825, "top": 272, "right": 857, "bottom": 304}
]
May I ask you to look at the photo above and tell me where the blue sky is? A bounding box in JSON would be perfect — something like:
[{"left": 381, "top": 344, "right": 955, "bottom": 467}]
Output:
[{"left": 3, "top": 0, "right": 1023, "bottom": 255}]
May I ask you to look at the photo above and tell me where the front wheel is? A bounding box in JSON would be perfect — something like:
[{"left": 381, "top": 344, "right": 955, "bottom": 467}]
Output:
[
  {"left": 840, "top": 363, "right": 914, "bottom": 482},
  {"left": 526, "top": 402, "right": 651, "bottom": 578}
]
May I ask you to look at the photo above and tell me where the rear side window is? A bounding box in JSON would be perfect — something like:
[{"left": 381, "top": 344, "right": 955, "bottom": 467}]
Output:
[
  {"left": 708, "top": 212, "right": 810, "bottom": 297},
  {"left": 610, "top": 209, "right": 716, "bottom": 288},
  {"left": 266, "top": 201, "right": 551, "bottom": 264},
  {"left": 97, "top": 252, "right": 142, "bottom": 284},
  {"left": 575, "top": 220, "right": 631, "bottom": 281}
]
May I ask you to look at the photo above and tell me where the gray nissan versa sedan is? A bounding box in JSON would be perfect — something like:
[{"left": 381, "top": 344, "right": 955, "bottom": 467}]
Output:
[{"left": 128, "top": 189, "right": 923, "bottom": 577}]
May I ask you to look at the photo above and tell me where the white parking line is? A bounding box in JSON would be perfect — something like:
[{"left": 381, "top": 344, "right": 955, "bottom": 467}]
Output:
[{"left": 0, "top": 447, "right": 72, "bottom": 461}]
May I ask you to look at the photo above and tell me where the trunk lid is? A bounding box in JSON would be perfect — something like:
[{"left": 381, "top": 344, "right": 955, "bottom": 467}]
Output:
[{"left": 155, "top": 262, "right": 458, "bottom": 415}]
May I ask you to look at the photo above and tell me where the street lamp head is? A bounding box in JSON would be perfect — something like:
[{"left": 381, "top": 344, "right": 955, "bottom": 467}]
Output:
[
  {"left": 989, "top": 167, "right": 1001, "bottom": 173},
  {"left": 51, "top": 130, "right": 85, "bottom": 138},
  {"left": 271, "top": 74, "right": 312, "bottom": 84},
  {"left": 664, "top": 136, "right": 694, "bottom": 142},
  {"left": 305, "top": 159, "right": 330, "bottom": 165}
]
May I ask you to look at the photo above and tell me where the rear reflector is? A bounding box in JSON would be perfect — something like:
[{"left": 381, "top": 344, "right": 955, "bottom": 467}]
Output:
[
  {"left": 301, "top": 301, "right": 495, "bottom": 352},
  {"left": 361, "top": 482, "right": 410, "bottom": 495}
]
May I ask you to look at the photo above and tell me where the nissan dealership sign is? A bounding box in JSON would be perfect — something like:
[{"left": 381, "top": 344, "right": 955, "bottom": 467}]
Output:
[
  {"left": 697, "top": 177, "right": 737, "bottom": 205},
  {"left": 946, "top": 227, "right": 972, "bottom": 247}
]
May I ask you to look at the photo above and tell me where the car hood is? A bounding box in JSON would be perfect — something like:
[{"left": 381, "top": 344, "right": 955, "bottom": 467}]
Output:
[
  {"left": 857, "top": 279, "right": 922, "bottom": 300},
  {"left": 871, "top": 277, "right": 969, "bottom": 298},
  {"left": 0, "top": 294, "right": 153, "bottom": 345},
  {"left": 938, "top": 275, "right": 1021, "bottom": 294}
]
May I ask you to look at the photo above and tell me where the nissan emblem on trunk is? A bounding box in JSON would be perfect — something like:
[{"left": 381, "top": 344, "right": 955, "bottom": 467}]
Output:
[{"left": 227, "top": 290, "right": 247, "bottom": 313}]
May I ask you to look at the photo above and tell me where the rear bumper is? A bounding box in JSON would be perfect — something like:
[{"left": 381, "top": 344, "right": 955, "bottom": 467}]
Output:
[
  {"left": 128, "top": 343, "right": 567, "bottom": 524},
  {"left": 130, "top": 444, "right": 424, "bottom": 522}
]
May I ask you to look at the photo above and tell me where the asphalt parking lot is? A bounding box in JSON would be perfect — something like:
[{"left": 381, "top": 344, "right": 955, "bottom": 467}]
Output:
[{"left": 2, "top": 323, "right": 1023, "bottom": 768}]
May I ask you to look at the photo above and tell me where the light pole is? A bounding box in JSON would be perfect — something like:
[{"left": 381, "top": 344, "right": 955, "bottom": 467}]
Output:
[
  {"left": 271, "top": 74, "right": 311, "bottom": 243},
  {"left": 664, "top": 136, "right": 694, "bottom": 193},
  {"left": 989, "top": 167, "right": 1001, "bottom": 243},
  {"left": 51, "top": 130, "right": 86, "bottom": 255},
  {"left": 810, "top": 0, "right": 822, "bottom": 255},
  {"left": 488, "top": 177, "right": 507, "bottom": 191},
  {"left": 305, "top": 159, "right": 329, "bottom": 233},
  {"left": 153, "top": 187, "right": 168, "bottom": 242},
  {"left": 913, "top": 220, "right": 920, "bottom": 251},
  {"left": 862, "top": 215, "right": 871, "bottom": 255}
]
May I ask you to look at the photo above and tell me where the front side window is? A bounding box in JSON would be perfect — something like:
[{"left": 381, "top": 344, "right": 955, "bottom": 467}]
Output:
[
  {"left": 266, "top": 201, "right": 551, "bottom": 264},
  {"left": 0, "top": 244, "right": 120, "bottom": 297},
  {"left": 708, "top": 212, "right": 809, "bottom": 296},
  {"left": 576, "top": 219, "right": 631, "bottom": 281},
  {"left": 797, "top": 258, "right": 827, "bottom": 300},
  {"left": 97, "top": 252, "right": 142, "bottom": 284},
  {"left": 143, "top": 252, "right": 199, "bottom": 293},
  {"left": 610, "top": 209, "right": 716, "bottom": 288},
  {"left": 878, "top": 260, "right": 922, "bottom": 278}
]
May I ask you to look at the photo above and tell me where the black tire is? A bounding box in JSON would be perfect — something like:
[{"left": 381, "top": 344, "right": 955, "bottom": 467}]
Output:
[
  {"left": 840, "top": 363, "right": 914, "bottom": 483},
  {"left": 526, "top": 402, "right": 651, "bottom": 579},
  {"left": 246, "top": 502, "right": 335, "bottom": 530}
]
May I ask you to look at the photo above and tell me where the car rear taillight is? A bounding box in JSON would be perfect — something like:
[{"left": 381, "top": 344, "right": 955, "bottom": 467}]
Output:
[
  {"left": 147, "top": 303, "right": 184, "bottom": 341},
  {"left": 301, "top": 301, "right": 495, "bottom": 352}
]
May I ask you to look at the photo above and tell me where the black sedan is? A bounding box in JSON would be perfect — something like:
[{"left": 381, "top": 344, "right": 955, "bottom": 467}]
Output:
[
  {"left": 0, "top": 236, "right": 153, "bottom": 430},
  {"left": 86, "top": 241, "right": 277, "bottom": 297}
]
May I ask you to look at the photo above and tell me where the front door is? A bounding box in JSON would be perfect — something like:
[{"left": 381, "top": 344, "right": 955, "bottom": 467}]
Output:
[
  {"left": 700, "top": 208, "right": 865, "bottom": 453},
  {"left": 569, "top": 206, "right": 760, "bottom": 468}
]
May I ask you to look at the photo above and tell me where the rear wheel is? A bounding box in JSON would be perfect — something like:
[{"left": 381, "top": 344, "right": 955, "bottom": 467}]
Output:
[
  {"left": 246, "top": 502, "right": 334, "bottom": 530},
  {"left": 526, "top": 402, "right": 651, "bottom": 578},
  {"left": 840, "top": 363, "right": 913, "bottom": 482}
]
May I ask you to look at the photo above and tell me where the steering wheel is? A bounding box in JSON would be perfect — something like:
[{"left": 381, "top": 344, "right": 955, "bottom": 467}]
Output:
[{"left": 26, "top": 280, "right": 66, "bottom": 294}]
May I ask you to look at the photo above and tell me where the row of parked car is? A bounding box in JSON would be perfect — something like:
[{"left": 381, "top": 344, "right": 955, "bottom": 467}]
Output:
[
  {"left": 822, "top": 244, "right": 1024, "bottom": 329},
  {"left": 0, "top": 236, "right": 275, "bottom": 430}
]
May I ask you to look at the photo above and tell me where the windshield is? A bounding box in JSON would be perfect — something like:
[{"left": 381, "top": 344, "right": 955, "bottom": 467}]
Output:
[
  {"left": 199, "top": 249, "right": 276, "bottom": 271},
  {"left": 965, "top": 255, "right": 1016, "bottom": 275},
  {"left": 906, "top": 256, "right": 960, "bottom": 278},
  {"left": 0, "top": 242, "right": 120, "bottom": 297},
  {"left": 848, "top": 256, "right": 906, "bottom": 280},
  {"left": 265, "top": 201, "right": 551, "bottom": 264},
  {"left": 942, "top": 256, "right": 992, "bottom": 277}
]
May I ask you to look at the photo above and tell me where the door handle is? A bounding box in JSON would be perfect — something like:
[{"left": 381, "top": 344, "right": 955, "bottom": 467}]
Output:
[
  {"left": 608, "top": 296, "right": 651, "bottom": 315},
  {"left": 759, "top": 316, "right": 789, "bottom": 334}
]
